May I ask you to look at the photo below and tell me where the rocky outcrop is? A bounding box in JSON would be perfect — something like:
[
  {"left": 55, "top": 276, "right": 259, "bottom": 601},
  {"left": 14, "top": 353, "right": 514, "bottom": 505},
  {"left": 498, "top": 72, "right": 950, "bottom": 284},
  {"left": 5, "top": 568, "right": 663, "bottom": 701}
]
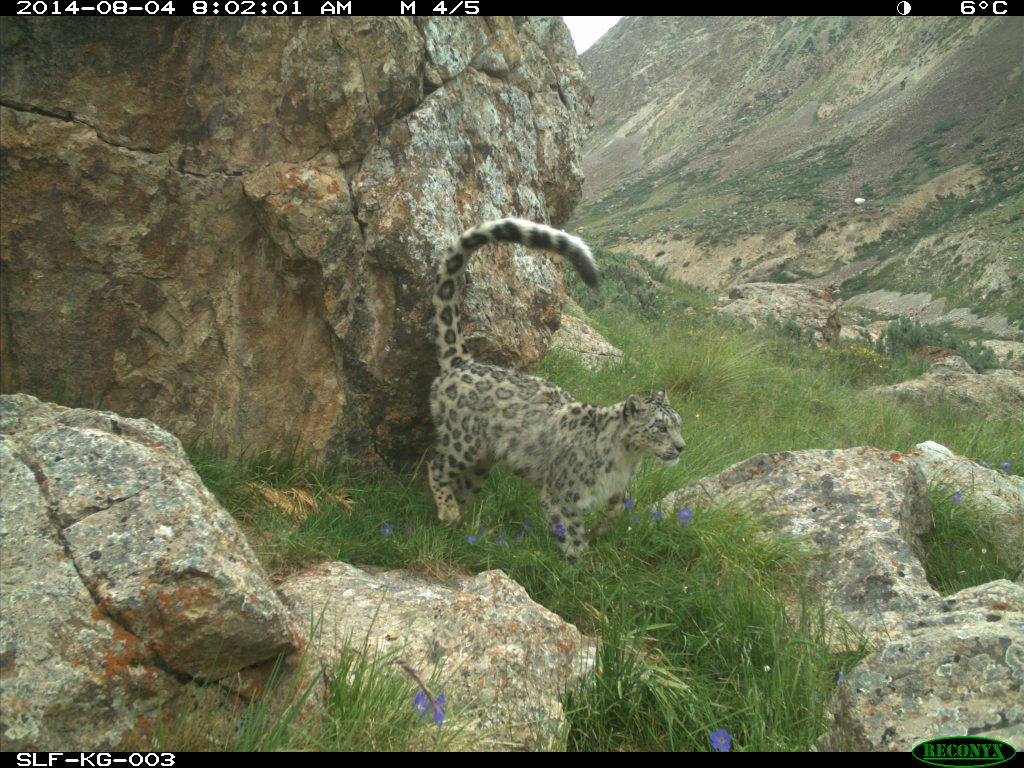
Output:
[
  {"left": 664, "top": 448, "right": 935, "bottom": 638},
  {"left": 549, "top": 313, "right": 624, "bottom": 369},
  {"left": 0, "top": 394, "right": 297, "bottom": 750},
  {"left": 870, "top": 355, "right": 1024, "bottom": 419},
  {"left": 662, "top": 447, "right": 1024, "bottom": 751},
  {"left": 280, "top": 562, "right": 593, "bottom": 751},
  {"left": 715, "top": 283, "right": 841, "bottom": 347},
  {"left": 823, "top": 579, "right": 1024, "bottom": 752},
  {"left": 0, "top": 18, "right": 590, "bottom": 466}
]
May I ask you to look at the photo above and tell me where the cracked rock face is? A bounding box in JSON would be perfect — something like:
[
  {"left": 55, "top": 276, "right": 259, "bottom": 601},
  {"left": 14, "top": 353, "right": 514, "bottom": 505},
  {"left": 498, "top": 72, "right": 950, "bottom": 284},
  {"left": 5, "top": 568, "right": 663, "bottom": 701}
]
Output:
[
  {"left": 0, "top": 394, "right": 296, "bottom": 750},
  {"left": 0, "top": 18, "right": 590, "bottom": 466}
]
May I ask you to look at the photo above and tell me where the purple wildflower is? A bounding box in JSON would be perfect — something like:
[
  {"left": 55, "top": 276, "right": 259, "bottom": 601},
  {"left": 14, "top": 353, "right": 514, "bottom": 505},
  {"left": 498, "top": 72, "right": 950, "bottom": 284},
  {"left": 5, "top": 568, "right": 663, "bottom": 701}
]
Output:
[
  {"left": 380, "top": 523, "right": 394, "bottom": 538},
  {"left": 496, "top": 535, "right": 507, "bottom": 547},
  {"left": 414, "top": 690, "right": 446, "bottom": 728},
  {"left": 404, "top": 523, "right": 415, "bottom": 534},
  {"left": 677, "top": 506, "right": 693, "bottom": 525},
  {"left": 709, "top": 729, "right": 732, "bottom": 752},
  {"left": 553, "top": 522, "right": 567, "bottom": 539},
  {"left": 652, "top": 508, "right": 664, "bottom": 521},
  {"left": 467, "top": 534, "right": 477, "bottom": 544},
  {"left": 1002, "top": 462, "right": 1012, "bottom": 475},
  {"left": 952, "top": 490, "right": 963, "bottom": 505},
  {"left": 432, "top": 693, "right": 446, "bottom": 726},
  {"left": 631, "top": 512, "right": 640, "bottom": 525},
  {"left": 624, "top": 497, "right": 636, "bottom": 510}
]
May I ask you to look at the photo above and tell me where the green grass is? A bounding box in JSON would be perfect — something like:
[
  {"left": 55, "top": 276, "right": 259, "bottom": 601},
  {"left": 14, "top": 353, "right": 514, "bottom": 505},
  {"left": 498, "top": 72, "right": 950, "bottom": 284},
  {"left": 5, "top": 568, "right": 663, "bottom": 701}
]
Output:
[
  {"left": 183, "top": 268, "right": 1022, "bottom": 751},
  {"left": 921, "top": 484, "right": 1022, "bottom": 595},
  {"left": 155, "top": 634, "right": 462, "bottom": 751}
]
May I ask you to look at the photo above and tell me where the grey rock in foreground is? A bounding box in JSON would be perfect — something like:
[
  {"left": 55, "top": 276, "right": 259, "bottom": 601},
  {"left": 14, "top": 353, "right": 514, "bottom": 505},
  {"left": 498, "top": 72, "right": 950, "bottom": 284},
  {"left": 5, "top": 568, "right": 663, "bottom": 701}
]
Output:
[
  {"left": 0, "top": 394, "right": 297, "bottom": 750},
  {"left": 662, "top": 447, "right": 1023, "bottom": 751},
  {"left": 280, "top": 561, "right": 594, "bottom": 751},
  {"left": 664, "top": 447, "right": 935, "bottom": 639},
  {"left": 822, "top": 579, "right": 1023, "bottom": 751}
]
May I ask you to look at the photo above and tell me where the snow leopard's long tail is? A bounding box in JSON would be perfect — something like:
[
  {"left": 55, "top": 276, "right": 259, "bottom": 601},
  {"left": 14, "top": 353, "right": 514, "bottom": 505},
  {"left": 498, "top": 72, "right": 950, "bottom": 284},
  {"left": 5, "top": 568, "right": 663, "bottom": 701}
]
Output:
[{"left": 432, "top": 218, "right": 598, "bottom": 373}]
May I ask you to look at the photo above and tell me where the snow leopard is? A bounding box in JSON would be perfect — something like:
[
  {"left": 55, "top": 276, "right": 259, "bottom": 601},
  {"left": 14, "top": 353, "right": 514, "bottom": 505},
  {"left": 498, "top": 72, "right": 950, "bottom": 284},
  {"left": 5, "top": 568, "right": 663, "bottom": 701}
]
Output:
[{"left": 428, "top": 218, "right": 686, "bottom": 560}]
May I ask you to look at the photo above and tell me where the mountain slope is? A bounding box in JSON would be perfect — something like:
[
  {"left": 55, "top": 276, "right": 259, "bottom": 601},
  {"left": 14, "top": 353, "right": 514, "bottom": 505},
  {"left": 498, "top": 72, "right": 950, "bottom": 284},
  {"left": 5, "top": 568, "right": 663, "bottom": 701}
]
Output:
[{"left": 575, "top": 17, "right": 1023, "bottom": 334}]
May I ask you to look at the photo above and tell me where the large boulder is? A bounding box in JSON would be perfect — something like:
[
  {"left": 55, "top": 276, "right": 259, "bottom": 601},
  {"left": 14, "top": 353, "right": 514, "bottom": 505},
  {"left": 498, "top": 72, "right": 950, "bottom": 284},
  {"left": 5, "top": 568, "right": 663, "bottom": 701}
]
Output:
[
  {"left": 280, "top": 562, "right": 593, "bottom": 750},
  {"left": 0, "top": 19, "right": 591, "bottom": 466},
  {"left": 0, "top": 394, "right": 297, "bottom": 750}
]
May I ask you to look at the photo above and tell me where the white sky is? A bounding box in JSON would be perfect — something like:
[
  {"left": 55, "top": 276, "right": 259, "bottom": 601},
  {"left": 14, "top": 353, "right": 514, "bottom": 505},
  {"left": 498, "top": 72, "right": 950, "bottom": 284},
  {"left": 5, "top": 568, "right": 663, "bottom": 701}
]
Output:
[{"left": 562, "top": 16, "right": 623, "bottom": 54}]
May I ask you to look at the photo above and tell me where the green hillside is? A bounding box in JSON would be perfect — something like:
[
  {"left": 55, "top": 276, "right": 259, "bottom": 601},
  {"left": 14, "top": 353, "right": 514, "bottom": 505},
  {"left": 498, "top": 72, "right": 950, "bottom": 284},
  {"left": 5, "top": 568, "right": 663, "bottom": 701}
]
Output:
[{"left": 575, "top": 17, "right": 1023, "bottom": 332}]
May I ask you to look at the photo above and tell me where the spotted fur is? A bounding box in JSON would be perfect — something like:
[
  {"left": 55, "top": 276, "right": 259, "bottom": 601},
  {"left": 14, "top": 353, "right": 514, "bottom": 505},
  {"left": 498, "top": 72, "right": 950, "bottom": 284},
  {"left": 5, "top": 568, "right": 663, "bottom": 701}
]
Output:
[{"left": 428, "top": 219, "right": 685, "bottom": 560}]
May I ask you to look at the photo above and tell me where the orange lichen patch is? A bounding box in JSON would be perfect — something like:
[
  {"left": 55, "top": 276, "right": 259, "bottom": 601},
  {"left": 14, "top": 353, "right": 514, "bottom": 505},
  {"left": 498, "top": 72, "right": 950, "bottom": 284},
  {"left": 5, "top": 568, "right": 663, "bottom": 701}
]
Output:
[
  {"left": 99, "top": 628, "right": 149, "bottom": 678},
  {"left": 890, "top": 453, "right": 903, "bottom": 463}
]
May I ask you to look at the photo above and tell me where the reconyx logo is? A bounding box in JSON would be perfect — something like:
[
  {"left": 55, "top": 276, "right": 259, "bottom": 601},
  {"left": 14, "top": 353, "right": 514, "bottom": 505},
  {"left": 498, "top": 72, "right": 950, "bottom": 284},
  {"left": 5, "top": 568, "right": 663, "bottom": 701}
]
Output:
[{"left": 912, "top": 736, "right": 1017, "bottom": 768}]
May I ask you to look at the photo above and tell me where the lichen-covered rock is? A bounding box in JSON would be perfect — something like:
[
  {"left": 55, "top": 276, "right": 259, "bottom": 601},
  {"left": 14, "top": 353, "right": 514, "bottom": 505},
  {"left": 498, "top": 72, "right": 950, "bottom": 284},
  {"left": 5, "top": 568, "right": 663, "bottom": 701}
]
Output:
[
  {"left": 822, "top": 580, "right": 1024, "bottom": 751},
  {"left": 279, "top": 561, "right": 594, "bottom": 751},
  {"left": 715, "top": 282, "right": 841, "bottom": 347},
  {"left": 550, "top": 313, "right": 624, "bottom": 369},
  {"left": 870, "top": 355, "right": 1024, "bottom": 418},
  {"left": 0, "top": 18, "right": 590, "bottom": 467},
  {"left": 663, "top": 447, "right": 934, "bottom": 638},
  {"left": 0, "top": 394, "right": 297, "bottom": 750}
]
